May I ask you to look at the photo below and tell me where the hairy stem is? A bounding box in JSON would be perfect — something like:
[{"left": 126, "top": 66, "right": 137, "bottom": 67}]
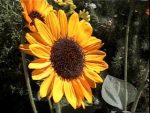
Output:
[
  {"left": 124, "top": 0, "right": 134, "bottom": 111},
  {"left": 48, "top": 99, "right": 54, "bottom": 113},
  {"left": 56, "top": 102, "right": 62, "bottom": 113},
  {"left": 131, "top": 61, "right": 149, "bottom": 112},
  {"left": 21, "top": 38, "right": 38, "bottom": 113}
]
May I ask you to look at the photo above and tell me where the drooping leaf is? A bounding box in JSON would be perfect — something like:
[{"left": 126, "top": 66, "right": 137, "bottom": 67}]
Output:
[{"left": 101, "top": 75, "right": 137, "bottom": 110}]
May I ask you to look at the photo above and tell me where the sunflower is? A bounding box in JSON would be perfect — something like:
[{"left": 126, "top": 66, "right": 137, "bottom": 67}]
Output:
[
  {"left": 20, "top": 10, "right": 108, "bottom": 109},
  {"left": 20, "top": 0, "right": 53, "bottom": 32}
]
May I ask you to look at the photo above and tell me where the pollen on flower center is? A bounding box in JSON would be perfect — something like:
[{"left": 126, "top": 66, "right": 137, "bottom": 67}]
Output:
[
  {"left": 29, "top": 11, "right": 44, "bottom": 25},
  {"left": 50, "top": 38, "right": 85, "bottom": 79}
]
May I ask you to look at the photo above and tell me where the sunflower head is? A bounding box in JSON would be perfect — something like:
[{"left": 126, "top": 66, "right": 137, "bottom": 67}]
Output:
[
  {"left": 50, "top": 38, "right": 85, "bottom": 79},
  {"left": 20, "top": 10, "right": 108, "bottom": 109},
  {"left": 20, "top": 0, "right": 53, "bottom": 32}
]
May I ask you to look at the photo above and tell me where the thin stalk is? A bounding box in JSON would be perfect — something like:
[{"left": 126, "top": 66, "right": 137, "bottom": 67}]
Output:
[
  {"left": 48, "top": 99, "right": 54, "bottom": 113},
  {"left": 21, "top": 38, "right": 38, "bottom": 113},
  {"left": 55, "top": 102, "right": 62, "bottom": 113},
  {"left": 131, "top": 61, "right": 149, "bottom": 112},
  {"left": 124, "top": 1, "right": 134, "bottom": 111}
]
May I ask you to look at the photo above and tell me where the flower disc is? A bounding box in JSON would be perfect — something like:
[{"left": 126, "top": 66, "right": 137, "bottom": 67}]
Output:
[{"left": 50, "top": 38, "right": 84, "bottom": 79}]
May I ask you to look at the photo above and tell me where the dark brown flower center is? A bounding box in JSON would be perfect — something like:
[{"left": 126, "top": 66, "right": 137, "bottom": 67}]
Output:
[
  {"left": 29, "top": 11, "right": 44, "bottom": 25},
  {"left": 50, "top": 38, "right": 84, "bottom": 79}
]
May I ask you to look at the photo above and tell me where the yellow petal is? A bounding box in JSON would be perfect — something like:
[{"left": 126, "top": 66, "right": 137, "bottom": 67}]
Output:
[
  {"left": 22, "top": 11, "right": 32, "bottom": 24},
  {"left": 68, "top": 12, "right": 79, "bottom": 38},
  {"left": 29, "top": 44, "right": 50, "bottom": 59},
  {"left": 19, "top": 44, "right": 33, "bottom": 55},
  {"left": 46, "top": 12, "right": 60, "bottom": 40},
  {"left": 72, "top": 80, "right": 84, "bottom": 107},
  {"left": 83, "top": 36, "right": 103, "bottom": 52},
  {"left": 75, "top": 31, "right": 89, "bottom": 47},
  {"left": 32, "top": 67, "right": 54, "bottom": 80},
  {"left": 34, "top": 19, "right": 54, "bottom": 46},
  {"left": 47, "top": 73, "right": 56, "bottom": 99},
  {"left": 29, "top": 32, "right": 53, "bottom": 46},
  {"left": 81, "top": 102, "right": 85, "bottom": 109},
  {"left": 25, "top": 33, "right": 41, "bottom": 44},
  {"left": 28, "top": 59, "right": 50, "bottom": 69},
  {"left": 85, "top": 53, "right": 105, "bottom": 63},
  {"left": 64, "top": 80, "right": 77, "bottom": 109},
  {"left": 25, "top": 32, "right": 51, "bottom": 47},
  {"left": 58, "top": 10, "right": 68, "bottom": 38},
  {"left": 28, "top": 23, "right": 37, "bottom": 32},
  {"left": 77, "top": 77, "right": 92, "bottom": 103},
  {"left": 85, "top": 49, "right": 108, "bottom": 71},
  {"left": 85, "top": 50, "right": 108, "bottom": 72},
  {"left": 33, "top": 0, "right": 44, "bottom": 11},
  {"left": 74, "top": 20, "right": 93, "bottom": 46},
  {"left": 86, "top": 61, "right": 108, "bottom": 72},
  {"left": 39, "top": 71, "right": 55, "bottom": 97},
  {"left": 21, "top": 0, "right": 33, "bottom": 13},
  {"left": 20, "top": 0, "right": 26, "bottom": 12},
  {"left": 52, "top": 75, "right": 64, "bottom": 103},
  {"left": 83, "top": 68, "right": 103, "bottom": 83},
  {"left": 84, "top": 75, "right": 96, "bottom": 88},
  {"left": 36, "top": 0, "right": 53, "bottom": 17},
  {"left": 80, "top": 20, "right": 93, "bottom": 36},
  {"left": 85, "top": 50, "right": 106, "bottom": 56}
]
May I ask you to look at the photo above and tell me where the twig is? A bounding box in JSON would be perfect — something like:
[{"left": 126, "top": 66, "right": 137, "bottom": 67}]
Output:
[
  {"left": 48, "top": 99, "right": 54, "bottom": 113},
  {"left": 131, "top": 61, "right": 149, "bottom": 112},
  {"left": 56, "top": 102, "right": 62, "bottom": 113},
  {"left": 124, "top": 0, "right": 134, "bottom": 111},
  {"left": 21, "top": 38, "right": 38, "bottom": 113}
]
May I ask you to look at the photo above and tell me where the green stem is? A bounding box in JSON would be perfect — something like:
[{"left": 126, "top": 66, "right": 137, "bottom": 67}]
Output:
[
  {"left": 124, "top": 1, "right": 134, "bottom": 111},
  {"left": 21, "top": 38, "right": 38, "bottom": 113},
  {"left": 48, "top": 99, "right": 54, "bottom": 113},
  {"left": 56, "top": 102, "right": 62, "bottom": 113},
  {"left": 131, "top": 61, "right": 149, "bottom": 112}
]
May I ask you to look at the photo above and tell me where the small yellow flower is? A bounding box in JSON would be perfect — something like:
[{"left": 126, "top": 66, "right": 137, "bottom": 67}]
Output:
[
  {"left": 54, "top": 0, "right": 74, "bottom": 6},
  {"left": 20, "top": 0, "right": 53, "bottom": 32},
  {"left": 79, "top": 9, "right": 91, "bottom": 22},
  {"left": 54, "top": 0, "right": 76, "bottom": 14},
  {"left": 20, "top": 10, "right": 108, "bottom": 109}
]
